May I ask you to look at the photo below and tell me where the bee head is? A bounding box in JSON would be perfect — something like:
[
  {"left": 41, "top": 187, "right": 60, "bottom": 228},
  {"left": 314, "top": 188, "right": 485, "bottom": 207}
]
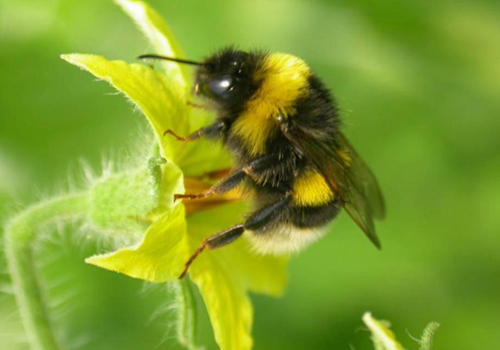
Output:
[
  {"left": 138, "top": 48, "right": 264, "bottom": 114},
  {"left": 195, "top": 48, "right": 261, "bottom": 111}
]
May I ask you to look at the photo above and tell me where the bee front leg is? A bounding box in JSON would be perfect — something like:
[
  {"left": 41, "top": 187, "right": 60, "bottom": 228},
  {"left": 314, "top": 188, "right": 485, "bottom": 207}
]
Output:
[
  {"left": 179, "top": 193, "right": 292, "bottom": 278},
  {"left": 163, "top": 120, "right": 226, "bottom": 142},
  {"left": 187, "top": 101, "right": 210, "bottom": 110},
  {"left": 163, "top": 129, "right": 199, "bottom": 141}
]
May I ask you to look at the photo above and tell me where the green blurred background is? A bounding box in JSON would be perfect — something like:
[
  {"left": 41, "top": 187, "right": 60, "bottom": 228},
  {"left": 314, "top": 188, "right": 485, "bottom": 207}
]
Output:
[{"left": 1, "top": 0, "right": 500, "bottom": 349}]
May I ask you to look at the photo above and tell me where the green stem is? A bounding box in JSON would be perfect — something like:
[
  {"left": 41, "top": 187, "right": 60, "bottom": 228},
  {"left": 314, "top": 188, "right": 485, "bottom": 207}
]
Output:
[
  {"left": 174, "top": 278, "right": 198, "bottom": 350},
  {"left": 419, "top": 322, "right": 440, "bottom": 350},
  {"left": 4, "top": 193, "right": 90, "bottom": 350}
]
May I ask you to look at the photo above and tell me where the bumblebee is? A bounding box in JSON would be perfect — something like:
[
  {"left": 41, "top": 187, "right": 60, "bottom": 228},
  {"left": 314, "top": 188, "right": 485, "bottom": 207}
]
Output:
[{"left": 140, "top": 47, "right": 385, "bottom": 278}]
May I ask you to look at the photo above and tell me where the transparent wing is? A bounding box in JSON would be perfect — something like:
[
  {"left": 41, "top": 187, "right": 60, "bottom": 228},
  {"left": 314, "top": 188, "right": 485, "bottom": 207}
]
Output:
[
  {"left": 338, "top": 133, "right": 385, "bottom": 220},
  {"left": 281, "top": 121, "right": 385, "bottom": 248}
]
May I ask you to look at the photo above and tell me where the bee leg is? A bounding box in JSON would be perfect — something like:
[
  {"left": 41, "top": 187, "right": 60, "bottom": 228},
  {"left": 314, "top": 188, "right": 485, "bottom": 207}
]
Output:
[
  {"left": 174, "top": 169, "right": 246, "bottom": 201},
  {"left": 163, "top": 129, "right": 201, "bottom": 142},
  {"left": 163, "top": 120, "right": 226, "bottom": 142},
  {"left": 179, "top": 224, "right": 245, "bottom": 279},
  {"left": 187, "top": 101, "right": 210, "bottom": 110},
  {"left": 175, "top": 152, "right": 282, "bottom": 201},
  {"left": 244, "top": 192, "right": 293, "bottom": 231},
  {"left": 179, "top": 193, "right": 292, "bottom": 278}
]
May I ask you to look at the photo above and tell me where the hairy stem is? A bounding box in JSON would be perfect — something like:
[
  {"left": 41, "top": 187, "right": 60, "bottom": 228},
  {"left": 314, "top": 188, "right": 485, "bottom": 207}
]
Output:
[
  {"left": 174, "top": 278, "right": 198, "bottom": 350},
  {"left": 419, "top": 322, "right": 440, "bottom": 350},
  {"left": 4, "top": 193, "right": 90, "bottom": 350}
]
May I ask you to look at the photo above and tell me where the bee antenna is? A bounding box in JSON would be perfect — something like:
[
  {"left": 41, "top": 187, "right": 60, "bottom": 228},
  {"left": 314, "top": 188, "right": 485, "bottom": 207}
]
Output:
[{"left": 138, "top": 54, "right": 203, "bottom": 66}]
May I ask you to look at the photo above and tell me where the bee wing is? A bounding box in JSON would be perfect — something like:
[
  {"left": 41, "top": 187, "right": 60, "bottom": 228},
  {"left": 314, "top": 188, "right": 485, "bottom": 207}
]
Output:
[
  {"left": 281, "top": 121, "right": 384, "bottom": 248},
  {"left": 338, "top": 133, "right": 385, "bottom": 249},
  {"left": 337, "top": 133, "right": 386, "bottom": 221}
]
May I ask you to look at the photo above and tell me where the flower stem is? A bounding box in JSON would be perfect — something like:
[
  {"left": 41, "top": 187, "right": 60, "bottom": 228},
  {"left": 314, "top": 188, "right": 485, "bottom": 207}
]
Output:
[
  {"left": 174, "top": 278, "right": 198, "bottom": 350},
  {"left": 419, "top": 322, "right": 440, "bottom": 350},
  {"left": 4, "top": 193, "right": 90, "bottom": 350}
]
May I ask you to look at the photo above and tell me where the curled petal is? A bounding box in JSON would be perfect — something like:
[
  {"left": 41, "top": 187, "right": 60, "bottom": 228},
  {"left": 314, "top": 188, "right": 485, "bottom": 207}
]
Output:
[
  {"left": 86, "top": 204, "right": 189, "bottom": 282},
  {"left": 61, "top": 54, "right": 190, "bottom": 161},
  {"left": 116, "top": 0, "right": 189, "bottom": 87}
]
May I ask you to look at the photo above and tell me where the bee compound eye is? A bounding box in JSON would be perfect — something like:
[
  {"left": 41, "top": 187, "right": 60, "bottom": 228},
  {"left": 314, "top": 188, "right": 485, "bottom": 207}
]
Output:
[{"left": 208, "top": 76, "right": 233, "bottom": 97}]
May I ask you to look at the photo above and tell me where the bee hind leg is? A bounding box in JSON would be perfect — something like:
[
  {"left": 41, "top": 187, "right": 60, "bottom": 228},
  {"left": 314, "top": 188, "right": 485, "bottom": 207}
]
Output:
[
  {"left": 179, "top": 224, "right": 245, "bottom": 279},
  {"left": 178, "top": 193, "right": 292, "bottom": 279}
]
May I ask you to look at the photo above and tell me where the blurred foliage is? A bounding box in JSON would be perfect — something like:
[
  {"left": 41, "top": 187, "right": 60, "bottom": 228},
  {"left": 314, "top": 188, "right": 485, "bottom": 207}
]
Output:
[{"left": 1, "top": 0, "right": 500, "bottom": 349}]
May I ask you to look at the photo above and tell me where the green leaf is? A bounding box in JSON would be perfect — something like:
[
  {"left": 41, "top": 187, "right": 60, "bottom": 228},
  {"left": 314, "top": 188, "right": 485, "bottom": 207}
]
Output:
[
  {"left": 61, "top": 54, "right": 190, "bottom": 161},
  {"left": 363, "top": 312, "right": 405, "bottom": 350},
  {"left": 86, "top": 203, "right": 189, "bottom": 282},
  {"left": 115, "top": 0, "right": 190, "bottom": 88}
]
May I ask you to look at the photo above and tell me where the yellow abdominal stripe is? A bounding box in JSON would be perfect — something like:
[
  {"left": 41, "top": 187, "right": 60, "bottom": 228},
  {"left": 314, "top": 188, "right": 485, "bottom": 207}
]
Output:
[
  {"left": 232, "top": 53, "right": 311, "bottom": 156},
  {"left": 293, "top": 170, "right": 335, "bottom": 206}
]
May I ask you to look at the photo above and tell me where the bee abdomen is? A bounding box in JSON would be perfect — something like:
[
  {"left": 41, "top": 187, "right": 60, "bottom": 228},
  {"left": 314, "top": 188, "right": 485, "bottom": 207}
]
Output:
[
  {"left": 247, "top": 196, "right": 341, "bottom": 254},
  {"left": 291, "top": 169, "right": 335, "bottom": 207},
  {"left": 246, "top": 225, "right": 328, "bottom": 255}
]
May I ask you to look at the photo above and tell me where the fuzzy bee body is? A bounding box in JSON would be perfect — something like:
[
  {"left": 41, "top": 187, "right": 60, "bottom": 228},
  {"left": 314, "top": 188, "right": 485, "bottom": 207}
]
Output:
[
  {"left": 143, "top": 47, "right": 385, "bottom": 277},
  {"left": 222, "top": 58, "right": 342, "bottom": 254}
]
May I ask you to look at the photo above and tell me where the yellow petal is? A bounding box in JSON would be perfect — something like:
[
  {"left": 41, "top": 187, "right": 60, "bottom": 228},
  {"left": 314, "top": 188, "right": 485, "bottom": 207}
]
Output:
[
  {"left": 189, "top": 203, "right": 288, "bottom": 295},
  {"left": 363, "top": 312, "right": 405, "bottom": 350},
  {"left": 190, "top": 253, "right": 253, "bottom": 350},
  {"left": 115, "top": 0, "right": 234, "bottom": 176},
  {"left": 183, "top": 178, "right": 242, "bottom": 217},
  {"left": 187, "top": 203, "right": 289, "bottom": 349},
  {"left": 86, "top": 204, "right": 189, "bottom": 282},
  {"left": 115, "top": 0, "right": 189, "bottom": 88},
  {"left": 178, "top": 137, "right": 233, "bottom": 177},
  {"left": 61, "top": 54, "right": 190, "bottom": 161},
  {"left": 218, "top": 237, "right": 289, "bottom": 297},
  {"left": 157, "top": 160, "right": 185, "bottom": 211}
]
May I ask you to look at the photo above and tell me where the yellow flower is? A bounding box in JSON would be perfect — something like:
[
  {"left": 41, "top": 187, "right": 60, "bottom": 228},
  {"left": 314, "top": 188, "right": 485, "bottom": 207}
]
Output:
[{"left": 62, "top": 1, "right": 288, "bottom": 349}]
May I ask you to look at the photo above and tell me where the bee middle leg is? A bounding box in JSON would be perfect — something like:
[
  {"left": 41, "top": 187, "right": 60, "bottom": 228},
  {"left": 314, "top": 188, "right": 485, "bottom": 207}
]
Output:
[
  {"left": 179, "top": 192, "right": 292, "bottom": 278},
  {"left": 174, "top": 168, "right": 247, "bottom": 201},
  {"left": 175, "top": 152, "right": 281, "bottom": 201}
]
